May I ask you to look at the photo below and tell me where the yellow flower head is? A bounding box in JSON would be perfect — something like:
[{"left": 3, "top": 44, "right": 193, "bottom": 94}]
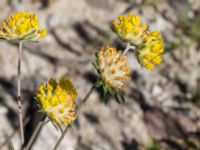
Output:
[
  {"left": 0, "top": 12, "right": 46, "bottom": 41},
  {"left": 97, "top": 46, "right": 131, "bottom": 90},
  {"left": 135, "top": 31, "right": 164, "bottom": 70},
  {"left": 36, "top": 76, "right": 77, "bottom": 126},
  {"left": 112, "top": 13, "right": 147, "bottom": 45}
]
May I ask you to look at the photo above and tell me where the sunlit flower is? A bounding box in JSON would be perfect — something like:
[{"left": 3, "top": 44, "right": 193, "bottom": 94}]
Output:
[
  {"left": 0, "top": 12, "right": 46, "bottom": 41},
  {"left": 135, "top": 31, "right": 164, "bottom": 70},
  {"left": 36, "top": 76, "right": 77, "bottom": 126},
  {"left": 97, "top": 46, "right": 131, "bottom": 90},
  {"left": 112, "top": 13, "right": 147, "bottom": 45}
]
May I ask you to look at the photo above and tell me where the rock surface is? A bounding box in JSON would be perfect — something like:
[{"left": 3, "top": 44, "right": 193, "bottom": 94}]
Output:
[{"left": 0, "top": 0, "right": 199, "bottom": 150}]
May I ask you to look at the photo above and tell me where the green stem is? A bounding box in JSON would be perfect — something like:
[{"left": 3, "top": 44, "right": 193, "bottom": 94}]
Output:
[{"left": 81, "top": 82, "right": 97, "bottom": 104}]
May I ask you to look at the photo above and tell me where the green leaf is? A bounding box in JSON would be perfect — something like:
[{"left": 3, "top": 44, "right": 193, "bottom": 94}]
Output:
[
  {"left": 116, "top": 92, "right": 125, "bottom": 104},
  {"left": 107, "top": 86, "right": 125, "bottom": 104},
  {"left": 96, "top": 78, "right": 103, "bottom": 87},
  {"left": 145, "top": 139, "right": 165, "bottom": 150},
  {"left": 69, "top": 122, "right": 78, "bottom": 130},
  {"left": 92, "top": 62, "right": 100, "bottom": 74},
  {"left": 3, "top": 133, "right": 15, "bottom": 150},
  {"left": 103, "top": 92, "right": 109, "bottom": 104},
  {"left": 49, "top": 117, "right": 60, "bottom": 131}
]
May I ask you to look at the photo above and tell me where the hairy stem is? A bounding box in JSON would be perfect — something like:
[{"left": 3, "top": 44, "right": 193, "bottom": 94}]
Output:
[
  {"left": 121, "top": 43, "right": 135, "bottom": 57},
  {"left": 53, "top": 126, "right": 69, "bottom": 150},
  {"left": 17, "top": 41, "right": 25, "bottom": 149},
  {"left": 25, "top": 116, "right": 47, "bottom": 150},
  {"left": 81, "top": 82, "right": 97, "bottom": 104}
]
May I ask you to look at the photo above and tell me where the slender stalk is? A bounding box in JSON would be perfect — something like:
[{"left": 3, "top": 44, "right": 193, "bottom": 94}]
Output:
[
  {"left": 81, "top": 83, "right": 97, "bottom": 104},
  {"left": 53, "top": 126, "right": 69, "bottom": 150},
  {"left": 25, "top": 116, "right": 47, "bottom": 150},
  {"left": 17, "top": 41, "right": 25, "bottom": 149},
  {"left": 121, "top": 43, "right": 135, "bottom": 57}
]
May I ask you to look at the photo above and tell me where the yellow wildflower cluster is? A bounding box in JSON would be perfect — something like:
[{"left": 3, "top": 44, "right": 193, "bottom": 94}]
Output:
[
  {"left": 112, "top": 13, "right": 164, "bottom": 71},
  {"left": 0, "top": 12, "right": 46, "bottom": 41},
  {"left": 135, "top": 31, "right": 164, "bottom": 70},
  {"left": 97, "top": 46, "right": 131, "bottom": 90},
  {"left": 112, "top": 14, "right": 147, "bottom": 45},
  {"left": 36, "top": 76, "right": 77, "bottom": 126}
]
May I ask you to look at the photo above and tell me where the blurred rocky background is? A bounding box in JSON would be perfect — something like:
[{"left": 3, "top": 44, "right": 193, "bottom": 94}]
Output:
[{"left": 0, "top": 0, "right": 200, "bottom": 149}]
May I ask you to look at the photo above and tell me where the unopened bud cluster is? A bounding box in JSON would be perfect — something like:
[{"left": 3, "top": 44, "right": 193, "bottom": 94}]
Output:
[{"left": 97, "top": 46, "right": 131, "bottom": 90}]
